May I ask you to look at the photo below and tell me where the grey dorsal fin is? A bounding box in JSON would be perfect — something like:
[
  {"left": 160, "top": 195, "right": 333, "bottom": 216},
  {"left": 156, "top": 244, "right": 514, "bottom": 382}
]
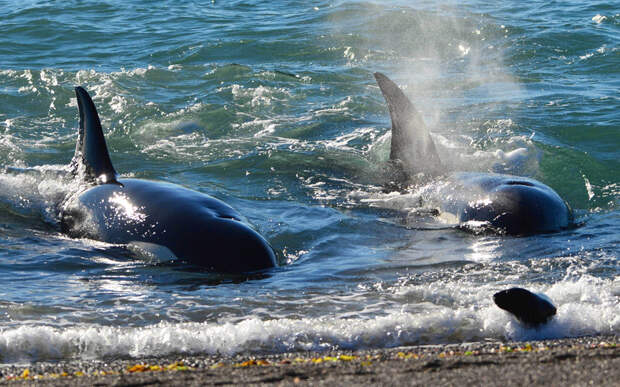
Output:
[
  {"left": 374, "top": 72, "right": 443, "bottom": 176},
  {"left": 73, "top": 86, "right": 118, "bottom": 184}
]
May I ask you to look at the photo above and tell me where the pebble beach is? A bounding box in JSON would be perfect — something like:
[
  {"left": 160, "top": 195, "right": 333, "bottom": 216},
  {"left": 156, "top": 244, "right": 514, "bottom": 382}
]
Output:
[{"left": 2, "top": 335, "right": 617, "bottom": 386}]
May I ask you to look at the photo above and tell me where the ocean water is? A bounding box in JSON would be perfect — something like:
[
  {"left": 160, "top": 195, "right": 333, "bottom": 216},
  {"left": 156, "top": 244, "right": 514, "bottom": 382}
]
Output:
[{"left": 0, "top": 0, "right": 618, "bottom": 363}]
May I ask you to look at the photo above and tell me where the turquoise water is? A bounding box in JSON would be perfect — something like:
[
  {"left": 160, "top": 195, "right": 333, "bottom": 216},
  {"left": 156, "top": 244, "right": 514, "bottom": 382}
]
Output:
[{"left": 0, "top": 1, "right": 618, "bottom": 362}]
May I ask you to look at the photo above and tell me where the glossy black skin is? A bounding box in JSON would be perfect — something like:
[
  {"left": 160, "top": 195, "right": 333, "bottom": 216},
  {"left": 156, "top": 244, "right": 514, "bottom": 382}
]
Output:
[
  {"left": 61, "top": 86, "right": 276, "bottom": 273},
  {"left": 450, "top": 173, "right": 573, "bottom": 235},
  {"left": 374, "top": 72, "right": 573, "bottom": 235},
  {"left": 493, "top": 287, "right": 557, "bottom": 326},
  {"left": 61, "top": 178, "right": 277, "bottom": 273}
]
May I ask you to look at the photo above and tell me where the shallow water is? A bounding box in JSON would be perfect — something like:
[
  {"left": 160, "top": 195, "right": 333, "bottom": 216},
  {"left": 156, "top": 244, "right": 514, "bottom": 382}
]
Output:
[{"left": 0, "top": 0, "right": 618, "bottom": 362}]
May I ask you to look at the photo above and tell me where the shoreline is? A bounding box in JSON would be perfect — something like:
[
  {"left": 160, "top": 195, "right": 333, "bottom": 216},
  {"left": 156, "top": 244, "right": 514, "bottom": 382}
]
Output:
[{"left": 1, "top": 335, "right": 617, "bottom": 386}]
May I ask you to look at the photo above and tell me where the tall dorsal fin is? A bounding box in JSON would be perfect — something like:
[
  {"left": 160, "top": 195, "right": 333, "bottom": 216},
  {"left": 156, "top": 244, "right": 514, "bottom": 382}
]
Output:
[
  {"left": 374, "top": 72, "right": 443, "bottom": 177},
  {"left": 71, "top": 87, "right": 118, "bottom": 184}
]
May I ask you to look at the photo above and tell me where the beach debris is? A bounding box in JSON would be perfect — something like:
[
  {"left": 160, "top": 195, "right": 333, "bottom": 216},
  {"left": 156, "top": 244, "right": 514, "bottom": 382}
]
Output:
[
  {"left": 596, "top": 342, "right": 616, "bottom": 348},
  {"left": 235, "top": 359, "right": 271, "bottom": 367},
  {"left": 127, "top": 361, "right": 190, "bottom": 373},
  {"left": 3, "top": 340, "right": 616, "bottom": 382},
  {"left": 397, "top": 351, "right": 421, "bottom": 359}
]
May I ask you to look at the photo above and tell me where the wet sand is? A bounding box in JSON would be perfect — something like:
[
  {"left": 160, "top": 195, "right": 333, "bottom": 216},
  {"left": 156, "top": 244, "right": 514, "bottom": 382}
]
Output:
[{"left": 1, "top": 335, "right": 617, "bottom": 386}]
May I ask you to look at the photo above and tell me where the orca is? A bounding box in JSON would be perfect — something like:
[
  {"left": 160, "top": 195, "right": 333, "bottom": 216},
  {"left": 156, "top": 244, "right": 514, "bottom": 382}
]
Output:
[
  {"left": 60, "top": 87, "right": 277, "bottom": 273},
  {"left": 374, "top": 72, "right": 573, "bottom": 235},
  {"left": 493, "top": 287, "right": 557, "bottom": 326}
]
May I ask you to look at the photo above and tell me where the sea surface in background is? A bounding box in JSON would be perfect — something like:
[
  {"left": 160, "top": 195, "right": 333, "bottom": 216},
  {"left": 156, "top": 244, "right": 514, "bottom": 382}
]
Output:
[{"left": 0, "top": 0, "right": 617, "bottom": 362}]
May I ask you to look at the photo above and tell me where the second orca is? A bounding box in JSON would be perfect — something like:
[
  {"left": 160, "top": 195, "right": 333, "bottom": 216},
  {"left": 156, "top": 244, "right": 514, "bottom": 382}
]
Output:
[{"left": 374, "top": 72, "right": 573, "bottom": 235}]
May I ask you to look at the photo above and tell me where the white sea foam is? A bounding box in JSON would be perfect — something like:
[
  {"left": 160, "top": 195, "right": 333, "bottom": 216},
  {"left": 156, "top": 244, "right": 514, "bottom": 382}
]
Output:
[
  {"left": 230, "top": 84, "right": 291, "bottom": 107},
  {"left": 0, "top": 167, "right": 69, "bottom": 222},
  {"left": 579, "top": 46, "right": 606, "bottom": 60},
  {"left": 0, "top": 133, "right": 22, "bottom": 163},
  {"left": 0, "top": 276, "right": 615, "bottom": 363}
]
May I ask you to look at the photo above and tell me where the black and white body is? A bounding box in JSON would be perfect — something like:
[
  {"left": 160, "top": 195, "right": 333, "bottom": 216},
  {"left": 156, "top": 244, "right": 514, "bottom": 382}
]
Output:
[
  {"left": 60, "top": 87, "right": 277, "bottom": 273},
  {"left": 374, "top": 72, "right": 573, "bottom": 235}
]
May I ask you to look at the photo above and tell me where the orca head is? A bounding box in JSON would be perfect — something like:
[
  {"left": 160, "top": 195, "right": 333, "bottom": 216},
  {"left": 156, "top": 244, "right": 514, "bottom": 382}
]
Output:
[
  {"left": 460, "top": 178, "right": 573, "bottom": 235},
  {"left": 143, "top": 186, "right": 279, "bottom": 273},
  {"left": 493, "top": 287, "right": 557, "bottom": 326},
  {"left": 171, "top": 214, "right": 278, "bottom": 273}
]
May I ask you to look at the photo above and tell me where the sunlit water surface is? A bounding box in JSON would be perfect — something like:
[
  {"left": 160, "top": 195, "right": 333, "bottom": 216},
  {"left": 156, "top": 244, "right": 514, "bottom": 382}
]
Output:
[{"left": 0, "top": 0, "right": 617, "bottom": 362}]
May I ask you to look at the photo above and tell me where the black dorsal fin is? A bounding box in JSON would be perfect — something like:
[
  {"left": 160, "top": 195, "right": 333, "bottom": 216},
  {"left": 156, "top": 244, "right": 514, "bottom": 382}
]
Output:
[
  {"left": 71, "top": 87, "right": 118, "bottom": 184},
  {"left": 374, "top": 72, "right": 443, "bottom": 177}
]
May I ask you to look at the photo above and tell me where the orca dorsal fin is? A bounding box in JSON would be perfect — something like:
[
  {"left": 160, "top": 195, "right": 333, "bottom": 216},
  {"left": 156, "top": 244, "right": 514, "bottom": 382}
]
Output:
[
  {"left": 374, "top": 72, "right": 443, "bottom": 177},
  {"left": 71, "top": 87, "right": 118, "bottom": 184}
]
